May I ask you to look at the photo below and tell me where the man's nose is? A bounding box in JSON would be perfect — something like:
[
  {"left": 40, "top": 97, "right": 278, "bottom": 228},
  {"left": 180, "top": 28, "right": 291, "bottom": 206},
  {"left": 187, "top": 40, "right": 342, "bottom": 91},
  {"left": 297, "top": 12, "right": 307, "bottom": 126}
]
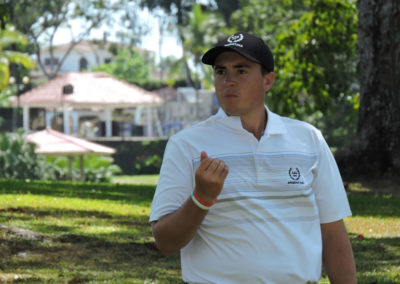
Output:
[{"left": 224, "top": 72, "right": 236, "bottom": 84}]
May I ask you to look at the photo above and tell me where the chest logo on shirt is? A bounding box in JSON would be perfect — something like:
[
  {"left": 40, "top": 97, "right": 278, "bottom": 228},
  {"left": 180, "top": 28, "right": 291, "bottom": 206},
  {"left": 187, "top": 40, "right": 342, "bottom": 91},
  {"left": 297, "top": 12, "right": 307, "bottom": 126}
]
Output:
[{"left": 288, "top": 168, "right": 304, "bottom": 184}]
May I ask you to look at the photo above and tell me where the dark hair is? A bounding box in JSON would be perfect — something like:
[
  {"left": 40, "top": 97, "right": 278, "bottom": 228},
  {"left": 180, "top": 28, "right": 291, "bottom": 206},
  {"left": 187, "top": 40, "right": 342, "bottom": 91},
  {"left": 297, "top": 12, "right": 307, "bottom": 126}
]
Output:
[{"left": 261, "top": 65, "right": 270, "bottom": 75}]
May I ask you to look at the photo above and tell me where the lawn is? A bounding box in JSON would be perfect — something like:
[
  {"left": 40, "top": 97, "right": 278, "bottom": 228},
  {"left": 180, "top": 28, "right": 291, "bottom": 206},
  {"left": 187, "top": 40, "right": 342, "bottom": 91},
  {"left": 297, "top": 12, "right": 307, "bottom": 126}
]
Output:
[{"left": 0, "top": 177, "right": 399, "bottom": 283}]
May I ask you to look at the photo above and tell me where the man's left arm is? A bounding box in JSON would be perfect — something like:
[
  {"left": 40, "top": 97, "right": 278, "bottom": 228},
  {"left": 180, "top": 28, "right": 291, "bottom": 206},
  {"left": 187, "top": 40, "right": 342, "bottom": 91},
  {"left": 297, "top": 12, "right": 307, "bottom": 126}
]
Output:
[{"left": 321, "top": 219, "right": 357, "bottom": 284}]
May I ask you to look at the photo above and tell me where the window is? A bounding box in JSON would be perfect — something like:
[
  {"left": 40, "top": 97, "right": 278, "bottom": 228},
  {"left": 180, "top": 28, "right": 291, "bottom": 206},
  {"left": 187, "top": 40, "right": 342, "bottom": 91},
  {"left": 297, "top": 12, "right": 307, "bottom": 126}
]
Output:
[
  {"left": 79, "top": 57, "right": 88, "bottom": 71},
  {"left": 44, "top": 57, "right": 59, "bottom": 66}
]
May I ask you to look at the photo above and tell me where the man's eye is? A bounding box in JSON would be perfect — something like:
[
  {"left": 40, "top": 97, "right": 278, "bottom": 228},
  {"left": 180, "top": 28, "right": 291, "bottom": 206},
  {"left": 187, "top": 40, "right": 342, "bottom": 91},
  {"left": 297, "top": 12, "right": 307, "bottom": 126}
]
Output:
[
  {"left": 238, "top": 69, "right": 247, "bottom": 74},
  {"left": 215, "top": 70, "right": 225, "bottom": 75}
]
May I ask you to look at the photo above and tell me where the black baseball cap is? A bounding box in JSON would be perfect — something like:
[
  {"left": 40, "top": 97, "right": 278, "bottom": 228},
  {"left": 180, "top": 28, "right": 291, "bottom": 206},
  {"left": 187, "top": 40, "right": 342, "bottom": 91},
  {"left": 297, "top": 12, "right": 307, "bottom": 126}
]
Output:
[{"left": 201, "top": 32, "right": 274, "bottom": 73}]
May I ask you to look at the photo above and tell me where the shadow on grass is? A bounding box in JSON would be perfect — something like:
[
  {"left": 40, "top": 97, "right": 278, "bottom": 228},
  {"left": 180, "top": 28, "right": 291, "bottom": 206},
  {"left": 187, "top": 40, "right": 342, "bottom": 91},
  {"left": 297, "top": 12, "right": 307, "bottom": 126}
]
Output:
[
  {"left": 350, "top": 235, "right": 400, "bottom": 284},
  {"left": 0, "top": 206, "right": 151, "bottom": 238},
  {"left": 0, "top": 179, "right": 156, "bottom": 205},
  {"left": 0, "top": 233, "right": 183, "bottom": 283}
]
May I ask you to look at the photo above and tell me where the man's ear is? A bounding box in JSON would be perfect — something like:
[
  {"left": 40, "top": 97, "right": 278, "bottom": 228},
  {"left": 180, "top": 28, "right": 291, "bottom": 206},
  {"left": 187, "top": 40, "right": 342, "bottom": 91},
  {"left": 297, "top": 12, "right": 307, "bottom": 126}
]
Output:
[{"left": 263, "top": 72, "right": 275, "bottom": 93}]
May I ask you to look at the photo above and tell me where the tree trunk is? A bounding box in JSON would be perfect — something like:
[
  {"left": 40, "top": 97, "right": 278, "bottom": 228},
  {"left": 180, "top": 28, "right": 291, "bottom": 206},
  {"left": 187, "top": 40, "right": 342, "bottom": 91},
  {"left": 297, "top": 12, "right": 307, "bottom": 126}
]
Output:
[{"left": 336, "top": 0, "right": 400, "bottom": 177}]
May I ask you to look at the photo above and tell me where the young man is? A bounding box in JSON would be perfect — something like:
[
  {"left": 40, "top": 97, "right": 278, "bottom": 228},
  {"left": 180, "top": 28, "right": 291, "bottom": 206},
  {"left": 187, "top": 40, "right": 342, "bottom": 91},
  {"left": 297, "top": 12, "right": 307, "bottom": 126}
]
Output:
[{"left": 150, "top": 32, "right": 357, "bottom": 284}]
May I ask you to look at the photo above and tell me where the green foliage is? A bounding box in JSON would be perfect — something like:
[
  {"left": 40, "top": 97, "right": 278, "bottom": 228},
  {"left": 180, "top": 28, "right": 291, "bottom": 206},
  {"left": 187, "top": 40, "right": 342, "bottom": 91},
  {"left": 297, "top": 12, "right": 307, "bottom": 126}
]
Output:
[
  {"left": 229, "top": 0, "right": 359, "bottom": 148},
  {"left": 132, "top": 140, "right": 165, "bottom": 175},
  {"left": 231, "top": 0, "right": 308, "bottom": 47},
  {"left": 0, "top": 130, "right": 120, "bottom": 182},
  {"left": 93, "top": 48, "right": 167, "bottom": 90},
  {"left": 100, "top": 139, "right": 167, "bottom": 175},
  {"left": 0, "top": 130, "right": 43, "bottom": 179},
  {"left": 134, "top": 154, "right": 162, "bottom": 174},
  {"left": 8, "top": 0, "right": 117, "bottom": 79},
  {"left": 0, "top": 25, "right": 35, "bottom": 92},
  {"left": 82, "top": 156, "right": 121, "bottom": 183},
  {"left": 272, "top": 0, "right": 358, "bottom": 119},
  {"left": 182, "top": 4, "right": 233, "bottom": 88},
  {"left": 44, "top": 155, "right": 121, "bottom": 183},
  {"left": 93, "top": 48, "right": 149, "bottom": 82}
]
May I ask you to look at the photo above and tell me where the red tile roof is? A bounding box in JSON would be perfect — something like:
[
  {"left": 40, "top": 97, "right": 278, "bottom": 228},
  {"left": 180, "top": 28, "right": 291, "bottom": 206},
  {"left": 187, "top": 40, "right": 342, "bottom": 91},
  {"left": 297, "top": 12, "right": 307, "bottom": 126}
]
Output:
[{"left": 16, "top": 72, "right": 163, "bottom": 108}]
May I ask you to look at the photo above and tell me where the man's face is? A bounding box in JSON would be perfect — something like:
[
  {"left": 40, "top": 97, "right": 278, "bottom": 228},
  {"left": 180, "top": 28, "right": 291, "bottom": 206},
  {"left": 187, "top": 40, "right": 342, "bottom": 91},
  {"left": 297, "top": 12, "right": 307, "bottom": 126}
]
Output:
[{"left": 213, "top": 51, "right": 274, "bottom": 117}]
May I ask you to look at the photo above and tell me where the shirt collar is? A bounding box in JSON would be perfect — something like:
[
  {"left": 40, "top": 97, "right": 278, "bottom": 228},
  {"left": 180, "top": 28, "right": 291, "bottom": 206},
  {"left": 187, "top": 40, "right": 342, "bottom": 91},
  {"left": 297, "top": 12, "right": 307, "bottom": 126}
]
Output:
[{"left": 214, "top": 106, "right": 287, "bottom": 136}]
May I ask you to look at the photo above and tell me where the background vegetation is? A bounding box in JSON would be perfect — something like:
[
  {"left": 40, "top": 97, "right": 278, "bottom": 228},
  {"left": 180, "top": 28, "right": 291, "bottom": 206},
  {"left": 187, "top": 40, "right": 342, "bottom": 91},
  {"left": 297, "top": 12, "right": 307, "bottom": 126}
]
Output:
[
  {"left": 0, "top": 131, "right": 121, "bottom": 182},
  {"left": 0, "top": 0, "right": 398, "bottom": 176}
]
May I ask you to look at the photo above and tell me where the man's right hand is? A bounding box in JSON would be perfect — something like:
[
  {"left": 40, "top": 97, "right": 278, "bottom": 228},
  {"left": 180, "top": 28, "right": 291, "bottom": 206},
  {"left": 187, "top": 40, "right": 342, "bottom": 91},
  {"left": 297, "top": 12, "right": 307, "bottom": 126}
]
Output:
[{"left": 194, "top": 151, "right": 229, "bottom": 203}]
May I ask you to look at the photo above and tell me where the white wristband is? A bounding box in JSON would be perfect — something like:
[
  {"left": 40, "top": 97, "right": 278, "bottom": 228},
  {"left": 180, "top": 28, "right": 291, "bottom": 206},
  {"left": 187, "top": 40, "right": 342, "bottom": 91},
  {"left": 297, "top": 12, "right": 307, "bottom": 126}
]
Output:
[{"left": 191, "top": 192, "right": 211, "bottom": 210}]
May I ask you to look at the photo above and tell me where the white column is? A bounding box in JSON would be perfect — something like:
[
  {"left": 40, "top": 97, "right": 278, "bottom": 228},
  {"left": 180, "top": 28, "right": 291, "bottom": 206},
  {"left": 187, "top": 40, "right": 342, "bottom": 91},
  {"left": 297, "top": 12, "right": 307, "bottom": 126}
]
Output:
[
  {"left": 63, "top": 104, "right": 70, "bottom": 134},
  {"left": 23, "top": 106, "right": 29, "bottom": 131},
  {"left": 105, "top": 107, "right": 112, "bottom": 137},
  {"left": 72, "top": 112, "right": 79, "bottom": 136},
  {"left": 45, "top": 111, "right": 53, "bottom": 128},
  {"left": 154, "top": 108, "right": 163, "bottom": 137},
  {"left": 146, "top": 107, "right": 153, "bottom": 137}
]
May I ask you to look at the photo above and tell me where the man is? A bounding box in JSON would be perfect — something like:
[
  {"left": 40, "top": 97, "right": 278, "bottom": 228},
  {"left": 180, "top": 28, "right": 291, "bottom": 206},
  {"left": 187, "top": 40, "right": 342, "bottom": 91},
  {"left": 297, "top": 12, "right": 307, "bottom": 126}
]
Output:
[{"left": 150, "top": 32, "right": 357, "bottom": 284}]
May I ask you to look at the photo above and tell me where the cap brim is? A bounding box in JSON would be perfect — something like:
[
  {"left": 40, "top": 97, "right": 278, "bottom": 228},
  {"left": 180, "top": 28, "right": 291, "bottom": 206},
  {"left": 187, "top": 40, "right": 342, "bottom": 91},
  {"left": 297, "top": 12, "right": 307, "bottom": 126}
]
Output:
[
  {"left": 201, "top": 46, "right": 231, "bottom": 65},
  {"left": 201, "top": 46, "right": 262, "bottom": 67}
]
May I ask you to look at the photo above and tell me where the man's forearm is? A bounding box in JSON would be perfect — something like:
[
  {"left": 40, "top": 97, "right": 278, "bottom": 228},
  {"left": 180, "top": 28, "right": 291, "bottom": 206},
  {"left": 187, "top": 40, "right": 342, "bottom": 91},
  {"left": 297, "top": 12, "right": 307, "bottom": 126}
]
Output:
[
  {"left": 321, "top": 220, "right": 357, "bottom": 284},
  {"left": 152, "top": 197, "right": 208, "bottom": 255}
]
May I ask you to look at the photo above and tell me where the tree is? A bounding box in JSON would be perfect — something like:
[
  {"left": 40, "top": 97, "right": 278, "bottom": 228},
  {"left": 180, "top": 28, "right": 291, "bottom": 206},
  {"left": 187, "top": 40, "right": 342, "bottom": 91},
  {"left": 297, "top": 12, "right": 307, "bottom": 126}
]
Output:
[
  {"left": 8, "top": 0, "right": 117, "bottom": 79},
  {"left": 213, "top": 0, "right": 241, "bottom": 27},
  {"left": 140, "top": 0, "right": 198, "bottom": 86},
  {"left": 93, "top": 48, "right": 151, "bottom": 85},
  {"left": 0, "top": 25, "right": 35, "bottom": 92},
  {"left": 336, "top": 0, "right": 400, "bottom": 177},
  {"left": 230, "top": 0, "right": 358, "bottom": 147},
  {"left": 141, "top": 0, "right": 232, "bottom": 87},
  {"left": 115, "top": 0, "right": 151, "bottom": 47},
  {"left": 182, "top": 4, "right": 229, "bottom": 88},
  {"left": 271, "top": 0, "right": 358, "bottom": 124}
]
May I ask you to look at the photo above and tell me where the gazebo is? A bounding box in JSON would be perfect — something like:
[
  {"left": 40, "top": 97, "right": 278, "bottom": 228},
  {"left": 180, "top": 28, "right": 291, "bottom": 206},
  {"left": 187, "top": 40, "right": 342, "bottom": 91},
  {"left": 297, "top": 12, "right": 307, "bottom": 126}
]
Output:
[
  {"left": 27, "top": 127, "right": 116, "bottom": 180},
  {"left": 14, "top": 72, "right": 164, "bottom": 137}
]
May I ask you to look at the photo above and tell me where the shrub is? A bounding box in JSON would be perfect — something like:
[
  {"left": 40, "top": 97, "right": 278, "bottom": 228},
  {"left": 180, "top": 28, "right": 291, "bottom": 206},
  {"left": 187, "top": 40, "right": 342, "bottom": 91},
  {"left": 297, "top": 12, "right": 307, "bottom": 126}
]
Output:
[
  {"left": 44, "top": 155, "right": 121, "bottom": 183},
  {"left": 0, "top": 130, "right": 121, "bottom": 182},
  {"left": 0, "top": 130, "right": 44, "bottom": 179}
]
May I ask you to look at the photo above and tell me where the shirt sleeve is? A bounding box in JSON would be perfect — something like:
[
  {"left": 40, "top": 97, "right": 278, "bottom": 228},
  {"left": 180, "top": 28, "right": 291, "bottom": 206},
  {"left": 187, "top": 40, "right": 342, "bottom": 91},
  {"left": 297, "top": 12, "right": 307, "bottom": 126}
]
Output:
[
  {"left": 312, "top": 131, "right": 352, "bottom": 223},
  {"left": 149, "top": 137, "right": 194, "bottom": 223}
]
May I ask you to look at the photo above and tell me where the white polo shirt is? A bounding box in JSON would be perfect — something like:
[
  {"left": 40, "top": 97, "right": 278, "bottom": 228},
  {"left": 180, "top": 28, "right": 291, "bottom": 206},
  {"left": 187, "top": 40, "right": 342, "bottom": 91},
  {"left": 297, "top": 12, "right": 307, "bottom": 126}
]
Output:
[{"left": 150, "top": 107, "right": 351, "bottom": 284}]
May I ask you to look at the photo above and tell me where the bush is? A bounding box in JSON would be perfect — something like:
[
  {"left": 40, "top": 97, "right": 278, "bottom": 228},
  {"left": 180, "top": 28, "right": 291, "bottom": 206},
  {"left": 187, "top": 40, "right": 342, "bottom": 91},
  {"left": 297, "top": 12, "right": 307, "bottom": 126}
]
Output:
[
  {"left": 0, "top": 130, "right": 121, "bottom": 182},
  {"left": 44, "top": 155, "right": 121, "bottom": 183},
  {"left": 98, "top": 139, "right": 168, "bottom": 175},
  {"left": 0, "top": 130, "right": 44, "bottom": 179}
]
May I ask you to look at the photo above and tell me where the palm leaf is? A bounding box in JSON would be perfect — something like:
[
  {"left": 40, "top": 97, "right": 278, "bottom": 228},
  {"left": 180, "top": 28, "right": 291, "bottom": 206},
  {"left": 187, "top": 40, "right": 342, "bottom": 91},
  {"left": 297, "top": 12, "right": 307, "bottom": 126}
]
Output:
[{"left": 3, "top": 50, "right": 35, "bottom": 69}]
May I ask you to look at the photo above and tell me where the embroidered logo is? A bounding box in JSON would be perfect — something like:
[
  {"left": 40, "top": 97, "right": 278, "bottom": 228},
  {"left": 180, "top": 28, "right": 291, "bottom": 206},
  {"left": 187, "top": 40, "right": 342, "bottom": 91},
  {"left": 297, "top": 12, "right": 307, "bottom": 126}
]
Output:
[
  {"left": 288, "top": 168, "right": 304, "bottom": 184},
  {"left": 225, "top": 33, "right": 244, "bottom": 48}
]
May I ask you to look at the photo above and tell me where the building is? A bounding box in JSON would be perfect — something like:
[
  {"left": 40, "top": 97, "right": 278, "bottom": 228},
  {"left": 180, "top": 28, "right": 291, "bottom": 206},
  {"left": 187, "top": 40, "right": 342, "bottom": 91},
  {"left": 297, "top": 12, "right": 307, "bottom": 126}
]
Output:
[
  {"left": 13, "top": 72, "right": 163, "bottom": 138},
  {"left": 32, "top": 40, "right": 153, "bottom": 80},
  {"left": 155, "top": 87, "right": 218, "bottom": 136}
]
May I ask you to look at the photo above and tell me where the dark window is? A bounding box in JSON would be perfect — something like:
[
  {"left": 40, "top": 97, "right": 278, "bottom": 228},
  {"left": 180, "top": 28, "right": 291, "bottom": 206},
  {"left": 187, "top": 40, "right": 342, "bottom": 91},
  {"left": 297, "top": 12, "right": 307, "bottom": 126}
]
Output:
[
  {"left": 79, "top": 57, "right": 88, "bottom": 71},
  {"left": 44, "top": 57, "right": 59, "bottom": 66}
]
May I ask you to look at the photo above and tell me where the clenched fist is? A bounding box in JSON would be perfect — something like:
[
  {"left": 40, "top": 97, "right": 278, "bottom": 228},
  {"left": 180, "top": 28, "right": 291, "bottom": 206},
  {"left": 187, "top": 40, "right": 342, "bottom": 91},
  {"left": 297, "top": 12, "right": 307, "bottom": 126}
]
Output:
[{"left": 194, "top": 151, "right": 229, "bottom": 203}]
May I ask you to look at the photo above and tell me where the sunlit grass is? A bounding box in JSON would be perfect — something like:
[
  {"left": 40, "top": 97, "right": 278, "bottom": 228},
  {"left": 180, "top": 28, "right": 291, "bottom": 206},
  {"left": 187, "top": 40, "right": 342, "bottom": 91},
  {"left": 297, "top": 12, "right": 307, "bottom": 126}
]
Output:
[
  {"left": 345, "top": 216, "right": 400, "bottom": 238},
  {"left": 0, "top": 178, "right": 181, "bottom": 283},
  {"left": 0, "top": 193, "right": 151, "bottom": 242},
  {"left": 112, "top": 174, "right": 159, "bottom": 186}
]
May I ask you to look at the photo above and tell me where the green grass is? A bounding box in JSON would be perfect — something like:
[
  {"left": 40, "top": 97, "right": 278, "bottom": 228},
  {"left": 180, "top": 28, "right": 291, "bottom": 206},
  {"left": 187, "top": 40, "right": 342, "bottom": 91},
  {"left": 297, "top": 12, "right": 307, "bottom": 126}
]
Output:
[
  {"left": 0, "top": 178, "right": 181, "bottom": 283},
  {"left": 0, "top": 178, "right": 399, "bottom": 283},
  {"left": 112, "top": 174, "right": 159, "bottom": 186}
]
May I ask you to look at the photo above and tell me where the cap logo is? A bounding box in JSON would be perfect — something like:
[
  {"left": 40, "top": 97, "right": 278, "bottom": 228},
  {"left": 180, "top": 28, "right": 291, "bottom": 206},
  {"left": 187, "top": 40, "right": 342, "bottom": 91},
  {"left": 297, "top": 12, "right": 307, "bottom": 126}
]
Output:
[{"left": 225, "top": 33, "right": 244, "bottom": 48}]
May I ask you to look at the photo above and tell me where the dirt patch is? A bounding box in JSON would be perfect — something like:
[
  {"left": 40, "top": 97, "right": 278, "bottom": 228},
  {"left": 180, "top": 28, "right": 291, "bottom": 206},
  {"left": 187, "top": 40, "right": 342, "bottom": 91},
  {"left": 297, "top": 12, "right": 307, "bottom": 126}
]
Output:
[{"left": 0, "top": 224, "right": 48, "bottom": 241}]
